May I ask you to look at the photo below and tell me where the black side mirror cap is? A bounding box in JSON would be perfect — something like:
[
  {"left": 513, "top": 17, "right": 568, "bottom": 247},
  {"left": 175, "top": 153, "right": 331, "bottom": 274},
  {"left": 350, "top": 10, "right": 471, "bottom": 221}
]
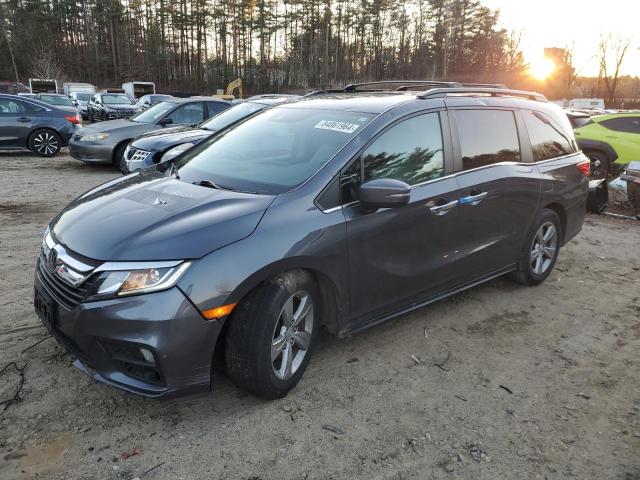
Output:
[
  {"left": 158, "top": 118, "right": 173, "bottom": 126},
  {"left": 359, "top": 178, "right": 411, "bottom": 211}
]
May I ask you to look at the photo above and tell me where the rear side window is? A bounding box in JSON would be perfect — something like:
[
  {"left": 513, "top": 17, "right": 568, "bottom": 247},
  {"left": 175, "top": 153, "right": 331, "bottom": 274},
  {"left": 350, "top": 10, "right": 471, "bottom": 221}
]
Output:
[
  {"left": 600, "top": 116, "right": 640, "bottom": 134},
  {"left": 207, "top": 101, "right": 229, "bottom": 116},
  {"left": 0, "top": 98, "right": 27, "bottom": 113},
  {"left": 523, "top": 110, "right": 575, "bottom": 161},
  {"left": 454, "top": 110, "right": 520, "bottom": 170}
]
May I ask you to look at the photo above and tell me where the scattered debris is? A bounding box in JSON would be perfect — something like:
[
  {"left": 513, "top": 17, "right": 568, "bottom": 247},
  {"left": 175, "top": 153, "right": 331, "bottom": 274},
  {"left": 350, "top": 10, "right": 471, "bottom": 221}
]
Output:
[
  {"left": 322, "top": 425, "right": 345, "bottom": 435},
  {"left": 499, "top": 385, "right": 513, "bottom": 394},
  {"left": 410, "top": 354, "right": 422, "bottom": 365},
  {"left": 20, "top": 335, "right": 52, "bottom": 355},
  {"left": 346, "top": 357, "right": 359, "bottom": 364},
  {"left": 454, "top": 394, "right": 468, "bottom": 402},
  {"left": 437, "top": 458, "right": 456, "bottom": 473},
  {"left": 433, "top": 351, "right": 451, "bottom": 371},
  {"left": 140, "top": 461, "right": 165, "bottom": 477},
  {"left": 576, "top": 393, "right": 591, "bottom": 400},
  {"left": 121, "top": 447, "right": 143, "bottom": 460},
  {"left": 0, "top": 361, "right": 26, "bottom": 412},
  {"left": 467, "top": 442, "right": 489, "bottom": 462},
  {"left": 424, "top": 328, "right": 428, "bottom": 339},
  {"left": 3, "top": 450, "right": 26, "bottom": 461}
]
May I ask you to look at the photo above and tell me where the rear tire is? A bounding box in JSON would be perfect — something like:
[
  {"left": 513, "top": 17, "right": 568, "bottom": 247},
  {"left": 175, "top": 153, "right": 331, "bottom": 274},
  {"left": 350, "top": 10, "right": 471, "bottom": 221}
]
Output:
[
  {"left": 585, "top": 150, "right": 609, "bottom": 179},
  {"left": 225, "top": 271, "right": 319, "bottom": 399},
  {"left": 28, "top": 129, "right": 62, "bottom": 157},
  {"left": 509, "top": 209, "right": 561, "bottom": 286}
]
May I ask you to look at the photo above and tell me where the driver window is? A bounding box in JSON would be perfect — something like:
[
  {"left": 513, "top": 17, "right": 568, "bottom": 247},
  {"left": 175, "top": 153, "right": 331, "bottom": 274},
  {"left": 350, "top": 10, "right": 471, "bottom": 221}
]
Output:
[
  {"left": 363, "top": 113, "right": 444, "bottom": 185},
  {"left": 166, "top": 103, "right": 205, "bottom": 124},
  {"left": 0, "top": 99, "right": 26, "bottom": 114}
]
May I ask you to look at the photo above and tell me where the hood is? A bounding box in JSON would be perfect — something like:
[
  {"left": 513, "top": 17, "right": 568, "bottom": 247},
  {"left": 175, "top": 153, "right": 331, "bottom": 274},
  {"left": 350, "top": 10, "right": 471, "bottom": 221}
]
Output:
[
  {"left": 76, "top": 119, "right": 154, "bottom": 136},
  {"left": 132, "top": 129, "right": 213, "bottom": 151},
  {"left": 105, "top": 104, "right": 138, "bottom": 111},
  {"left": 51, "top": 171, "right": 274, "bottom": 261}
]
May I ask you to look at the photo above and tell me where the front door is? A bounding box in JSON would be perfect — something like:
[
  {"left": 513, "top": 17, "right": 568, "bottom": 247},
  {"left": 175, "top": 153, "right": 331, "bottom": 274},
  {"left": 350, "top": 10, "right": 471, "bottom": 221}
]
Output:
[{"left": 343, "top": 111, "right": 462, "bottom": 324}]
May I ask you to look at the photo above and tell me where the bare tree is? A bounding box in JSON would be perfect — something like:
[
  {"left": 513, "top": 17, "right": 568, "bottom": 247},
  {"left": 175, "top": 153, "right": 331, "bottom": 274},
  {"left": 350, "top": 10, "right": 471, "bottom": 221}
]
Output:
[
  {"left": 598, "top": 33, "right": 632, "bottom": 106},
  {"left": 30, "top": 47, "right": 66, "bottom": 81}
]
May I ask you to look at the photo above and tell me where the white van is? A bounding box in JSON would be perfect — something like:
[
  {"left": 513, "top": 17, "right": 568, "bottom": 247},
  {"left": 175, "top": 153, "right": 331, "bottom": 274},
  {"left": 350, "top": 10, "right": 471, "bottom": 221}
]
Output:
[{"left": 122, "top": 81, "right": 155, "bottom": 100}]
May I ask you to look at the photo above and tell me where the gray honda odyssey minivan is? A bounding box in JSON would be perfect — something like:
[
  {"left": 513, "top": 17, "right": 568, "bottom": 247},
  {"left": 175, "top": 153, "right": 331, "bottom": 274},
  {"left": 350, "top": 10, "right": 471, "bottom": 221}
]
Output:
[{"left": 35, "top": 82, "right": 589, "bottom": 399}]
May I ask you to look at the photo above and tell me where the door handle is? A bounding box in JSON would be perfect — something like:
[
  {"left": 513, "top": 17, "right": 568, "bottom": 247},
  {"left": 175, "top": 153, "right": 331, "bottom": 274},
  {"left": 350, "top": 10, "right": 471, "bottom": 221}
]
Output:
[
  {"left": 429, "top": 199, "right": 458, "bottom": 215},
  {"left": 459, "top": 191, "right": 488, "bottom": 206},
  {"left": 17, "top": 117, "right": 31, "bottom": 122}
]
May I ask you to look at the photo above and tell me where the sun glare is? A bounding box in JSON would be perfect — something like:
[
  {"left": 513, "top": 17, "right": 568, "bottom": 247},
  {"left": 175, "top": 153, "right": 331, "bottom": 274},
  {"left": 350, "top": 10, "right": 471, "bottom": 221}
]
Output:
[{"left": 529, "top": 57, "right": 556, "bottom": 81}]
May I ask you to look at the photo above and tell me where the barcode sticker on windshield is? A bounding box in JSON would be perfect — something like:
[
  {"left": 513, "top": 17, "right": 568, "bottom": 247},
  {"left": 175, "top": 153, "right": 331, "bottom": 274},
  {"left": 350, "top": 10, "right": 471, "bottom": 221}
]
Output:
[{"left": 314, "top": 120, "right": 360, "bottom": 134}]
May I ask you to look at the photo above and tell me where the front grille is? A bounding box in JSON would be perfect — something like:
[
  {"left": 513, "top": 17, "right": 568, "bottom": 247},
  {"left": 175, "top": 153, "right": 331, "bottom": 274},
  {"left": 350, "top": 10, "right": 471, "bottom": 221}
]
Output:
[
  {"left": 129, "top": 148, "right": 150, "bottom": 163},
  {"left": 37, "top": 254, "right": 96, "bottom": 310}
]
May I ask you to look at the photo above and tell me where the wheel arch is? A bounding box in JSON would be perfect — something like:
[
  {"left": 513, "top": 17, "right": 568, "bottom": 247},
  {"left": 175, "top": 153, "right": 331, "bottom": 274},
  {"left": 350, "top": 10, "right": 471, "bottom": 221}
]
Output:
[
  {"left": 542, "top": 202, "right": 567, "bottom": 244},
  {"left": 112, "top": 139, "right": 132, "bottom": 164},
  {"left": 578, "top": 139, "right": 618, "bottom": 162}
]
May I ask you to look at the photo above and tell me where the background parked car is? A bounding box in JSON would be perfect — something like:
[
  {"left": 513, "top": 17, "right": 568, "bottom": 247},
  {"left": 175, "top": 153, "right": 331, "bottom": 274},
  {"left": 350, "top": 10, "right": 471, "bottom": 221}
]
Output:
[
  {"left": 135, "top": 94, "right": 174, "bottom": 110},
  {"left": 574, "top": 112, "right": 640, "bottom": 178},
  {"left": 69, "top": 92, "right": 94, "bottom": 120},
  {"left": 35, "top": 93, "right": 80, "bottom": 117},
  {"left": 122, "top": 94, "right": 300, "bottom": 173},
  {"left": 70, "top": 96, "right": 231, "bottom": 168},
  {"left": 87, "top": 93, "right": 139, "bottom": 121},
  {"left": 0, "top": 93, "right": 78, "bottom": 157}
]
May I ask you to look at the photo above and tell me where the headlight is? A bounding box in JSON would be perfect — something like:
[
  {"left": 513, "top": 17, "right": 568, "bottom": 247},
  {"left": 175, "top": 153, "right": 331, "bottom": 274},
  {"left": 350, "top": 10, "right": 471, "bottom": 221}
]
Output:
[
  {"left": 86, "top": 262, "right": 191, "bottom": 300},
  {"left": 160, "top": 143, "right": 195, "bottom": 163},
  {"left": 79, "top": 132, "right": 110, "bottom": 142}
]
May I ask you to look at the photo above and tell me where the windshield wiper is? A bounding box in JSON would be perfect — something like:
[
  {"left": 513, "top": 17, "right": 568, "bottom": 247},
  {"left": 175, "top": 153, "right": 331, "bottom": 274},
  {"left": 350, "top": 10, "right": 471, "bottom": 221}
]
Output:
[{"left": 193, "top": 180, "right": 240, "bottom": 192}]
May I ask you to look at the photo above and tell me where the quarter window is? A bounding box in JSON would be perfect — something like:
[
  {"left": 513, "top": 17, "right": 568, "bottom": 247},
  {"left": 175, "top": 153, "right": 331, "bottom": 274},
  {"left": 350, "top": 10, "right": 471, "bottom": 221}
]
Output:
[
  {"left": 454, "top": 110, "right": 520, "bottom": 170},
  {"left": 600, "top": 116, "right": 640, "bottom": 134},
  {"left": 523, "top": 110, "right": 575, "bottom": 161}
]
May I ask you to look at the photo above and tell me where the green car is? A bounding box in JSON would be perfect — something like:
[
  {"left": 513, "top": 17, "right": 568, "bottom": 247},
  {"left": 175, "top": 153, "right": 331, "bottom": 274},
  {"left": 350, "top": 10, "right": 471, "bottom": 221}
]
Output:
[{"left": 574, "top": 113, "right": 640, "bottom": 178}]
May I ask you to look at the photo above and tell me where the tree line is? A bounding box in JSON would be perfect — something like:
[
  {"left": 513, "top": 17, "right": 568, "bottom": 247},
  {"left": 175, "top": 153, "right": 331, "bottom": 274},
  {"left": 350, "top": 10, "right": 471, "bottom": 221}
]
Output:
[{"left": 0, "top": 0, "right": 525, "bottom": 93}]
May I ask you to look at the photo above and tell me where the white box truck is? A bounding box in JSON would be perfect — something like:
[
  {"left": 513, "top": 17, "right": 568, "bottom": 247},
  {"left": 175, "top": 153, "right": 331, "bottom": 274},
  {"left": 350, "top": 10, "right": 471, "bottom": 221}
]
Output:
[
  {"left": 29, "top": 78, "right": 58, "bottom": 93},
  {"left": 122, "top": 81, "right": 155, "bottom": 100},
  {"left": 63, "top": 82, "right": 96, "bottom": 96}
]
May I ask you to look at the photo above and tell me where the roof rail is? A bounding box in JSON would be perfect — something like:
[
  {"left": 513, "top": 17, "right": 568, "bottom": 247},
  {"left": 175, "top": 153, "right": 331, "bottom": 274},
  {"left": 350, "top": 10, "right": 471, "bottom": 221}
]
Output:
[
  {"left": 343, "top": 80, "right": 462, "bottom": 92},
  {"left": 459, "top": 83, "right": 508, "bottom": 89},
  {"left": 418, "top": 87, "right": 547, "bottom": 102}
]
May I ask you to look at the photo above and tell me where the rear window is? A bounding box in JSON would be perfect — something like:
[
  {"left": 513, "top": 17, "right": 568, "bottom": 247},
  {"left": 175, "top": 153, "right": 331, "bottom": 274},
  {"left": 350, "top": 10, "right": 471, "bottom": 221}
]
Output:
[{"left": 454, "top": 110, "right": 520, "bottom": 170}]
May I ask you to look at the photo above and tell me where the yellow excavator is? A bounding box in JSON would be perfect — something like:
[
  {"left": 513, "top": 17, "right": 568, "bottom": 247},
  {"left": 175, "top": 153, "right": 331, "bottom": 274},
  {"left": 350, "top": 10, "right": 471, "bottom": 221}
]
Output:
[{"left": 214, "top": 78, "right": 242, "bottom": 101}]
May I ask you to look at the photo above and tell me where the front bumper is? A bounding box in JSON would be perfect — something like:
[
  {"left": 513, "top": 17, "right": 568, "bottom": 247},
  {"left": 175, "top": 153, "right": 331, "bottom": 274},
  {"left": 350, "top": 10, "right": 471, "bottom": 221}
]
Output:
[
  {"left": 68, "top": 136, "right": 115, "bottom": 164},
  {"left": 34, "top": 264, "right": 221, "bottom": 398}
]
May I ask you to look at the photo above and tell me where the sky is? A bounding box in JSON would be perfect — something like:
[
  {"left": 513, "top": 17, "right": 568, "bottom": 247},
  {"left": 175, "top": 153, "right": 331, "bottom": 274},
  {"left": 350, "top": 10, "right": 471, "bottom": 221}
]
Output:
[{"left": 482, "top": 0, "right": 640, "bottom": 76}]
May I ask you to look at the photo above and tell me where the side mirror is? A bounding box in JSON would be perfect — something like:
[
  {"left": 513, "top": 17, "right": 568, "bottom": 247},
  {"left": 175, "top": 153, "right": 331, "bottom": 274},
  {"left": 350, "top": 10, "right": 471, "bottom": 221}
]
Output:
[
  {"left": 359, "top": 178, "right": 411, "bottom": 211},
  {"left": 158, "top": 117, "right": 173, "bottom": 126}
]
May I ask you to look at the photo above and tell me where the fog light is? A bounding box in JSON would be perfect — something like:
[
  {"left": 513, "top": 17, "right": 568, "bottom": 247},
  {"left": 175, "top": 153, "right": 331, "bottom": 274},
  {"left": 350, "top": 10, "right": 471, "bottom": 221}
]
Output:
[{"left": 139, "top": 348, "right": 155, "bottom": 364}]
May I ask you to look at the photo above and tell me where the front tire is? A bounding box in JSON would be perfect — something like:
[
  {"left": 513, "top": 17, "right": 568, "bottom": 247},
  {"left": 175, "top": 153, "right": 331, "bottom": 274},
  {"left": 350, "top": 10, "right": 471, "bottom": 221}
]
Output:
[
  {"left": 225, "top": 271, "right": 318, "bottom": 399},
  {"left": 29, "top": 129, "right": 62, "bottom": 157},
  {"left": 114, "top": 142, "right": 129, "bottom": 171},
  {"left": 509, "top": 209, "right": 561, "bottom": 286}
]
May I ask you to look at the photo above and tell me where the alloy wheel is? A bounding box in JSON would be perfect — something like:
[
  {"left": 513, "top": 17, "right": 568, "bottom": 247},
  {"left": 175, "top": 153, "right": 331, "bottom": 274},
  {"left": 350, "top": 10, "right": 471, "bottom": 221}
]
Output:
[
  {"left": 271, "top": 291, "right": 314, "bottom": 381},
  {"left": 530, "top": 221, "right": 557, "bottom": 275},
  {"left": 33, "top": 132, "right": 59, "bottom": 156}
]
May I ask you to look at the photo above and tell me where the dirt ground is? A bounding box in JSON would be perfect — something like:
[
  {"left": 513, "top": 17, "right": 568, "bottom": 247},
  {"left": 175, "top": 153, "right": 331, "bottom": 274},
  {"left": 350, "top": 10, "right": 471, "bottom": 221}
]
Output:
[{"left": 1, "top": 150, "right": 639, "bottom": 480}]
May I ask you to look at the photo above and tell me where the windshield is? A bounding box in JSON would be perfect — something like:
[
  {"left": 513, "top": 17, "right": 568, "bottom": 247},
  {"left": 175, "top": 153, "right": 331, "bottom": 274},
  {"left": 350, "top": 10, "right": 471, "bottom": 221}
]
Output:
[
  {"left": 39, "top": 95, "right": 74, "bottom": 107},
  {"left": 200, "top": 102, "right": 267, "bottom": 131},
  {"left": 75, "top": 93, "right": 92, "bottom": 101},
  {"left": 131, "top": 101, "right": 175, "bottom": 123},
  {"left": 177, "top": 107, "right": 374, "bottom": 194},
  {"left": 102, "top": 94, "right": 132, "bottom": 105}
]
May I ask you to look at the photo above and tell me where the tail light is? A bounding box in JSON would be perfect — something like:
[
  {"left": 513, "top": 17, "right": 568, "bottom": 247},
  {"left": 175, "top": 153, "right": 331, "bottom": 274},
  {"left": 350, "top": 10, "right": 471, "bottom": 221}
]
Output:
[
  {"left": 64, "top": 113, "right": 81, "bottom": 125},
  {"left": 576, "top": 159, "right": 590, "bottom": 177}
]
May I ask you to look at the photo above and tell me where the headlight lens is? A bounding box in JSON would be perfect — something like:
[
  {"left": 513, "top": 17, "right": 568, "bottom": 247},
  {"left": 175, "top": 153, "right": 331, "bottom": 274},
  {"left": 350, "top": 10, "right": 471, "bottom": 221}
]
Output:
[
  {"left": 79, "top": 132, "right": 110, "bottom": 142},
  {"left": 87, "top": 262, "right": 191, "bottom": 300},
  {"left": 160, "top": 143, "right": 195, "bottom": 163}
]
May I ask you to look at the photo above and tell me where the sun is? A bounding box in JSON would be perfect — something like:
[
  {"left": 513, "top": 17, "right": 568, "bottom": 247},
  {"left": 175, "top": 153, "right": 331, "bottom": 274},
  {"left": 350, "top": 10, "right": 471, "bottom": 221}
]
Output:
[{"left": 529, "top": 57, "right": 556, "bottom": 81}]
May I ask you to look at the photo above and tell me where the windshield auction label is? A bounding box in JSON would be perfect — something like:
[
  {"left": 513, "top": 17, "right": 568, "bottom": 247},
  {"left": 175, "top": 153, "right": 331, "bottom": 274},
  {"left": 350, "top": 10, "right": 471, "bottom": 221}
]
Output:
[{"left": 314, "top": 120, "right": 360, "bottom": 134}]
